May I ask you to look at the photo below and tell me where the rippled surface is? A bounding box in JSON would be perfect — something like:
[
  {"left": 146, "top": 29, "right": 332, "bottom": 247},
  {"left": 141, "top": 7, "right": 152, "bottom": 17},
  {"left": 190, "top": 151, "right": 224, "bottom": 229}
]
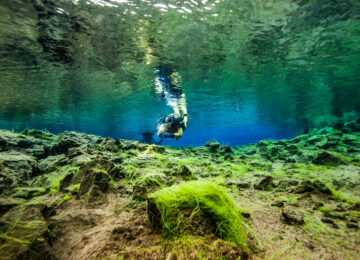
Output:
[{"left": 0, "top": 0, "right": 359, "bottom": 146}]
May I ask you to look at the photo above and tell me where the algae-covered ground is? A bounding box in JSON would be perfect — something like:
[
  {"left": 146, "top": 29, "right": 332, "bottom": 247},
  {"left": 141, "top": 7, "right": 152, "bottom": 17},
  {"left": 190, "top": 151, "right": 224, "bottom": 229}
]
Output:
[{"left": 0, "top": 120, "right": 359, "bottom": 259}]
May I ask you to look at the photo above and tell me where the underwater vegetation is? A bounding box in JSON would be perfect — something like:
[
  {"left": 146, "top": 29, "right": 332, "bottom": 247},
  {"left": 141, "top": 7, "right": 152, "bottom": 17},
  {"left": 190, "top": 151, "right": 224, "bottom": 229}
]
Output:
[
  {"left": 148, "top": 181, "right": 247, "bottom": 246},
  {"left": 0, "top": 119, "right": 359, "bottom": 259}
]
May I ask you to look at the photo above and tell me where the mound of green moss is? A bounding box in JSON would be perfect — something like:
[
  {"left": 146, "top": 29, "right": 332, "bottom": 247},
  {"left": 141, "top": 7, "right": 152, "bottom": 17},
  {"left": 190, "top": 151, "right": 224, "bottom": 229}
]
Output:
[{"left": 148, "top": 181, "right": 248, "bottom": 246}]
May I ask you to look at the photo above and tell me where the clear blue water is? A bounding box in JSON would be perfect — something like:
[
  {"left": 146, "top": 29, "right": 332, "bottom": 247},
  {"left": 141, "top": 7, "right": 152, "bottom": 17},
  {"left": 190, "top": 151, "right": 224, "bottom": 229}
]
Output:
[{"left": 0, "top": 0, "right": 359, "bottom": 147}]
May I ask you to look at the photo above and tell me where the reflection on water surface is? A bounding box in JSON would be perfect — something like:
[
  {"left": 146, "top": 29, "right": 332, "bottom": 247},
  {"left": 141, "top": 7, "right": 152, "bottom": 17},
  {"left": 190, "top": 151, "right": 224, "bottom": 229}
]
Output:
[{"left": 0, "top": 0, "right": 359, "bottom": 146}]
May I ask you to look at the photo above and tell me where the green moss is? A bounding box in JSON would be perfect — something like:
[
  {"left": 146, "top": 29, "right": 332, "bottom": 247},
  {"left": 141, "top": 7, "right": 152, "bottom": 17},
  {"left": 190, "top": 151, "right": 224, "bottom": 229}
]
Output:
[
  {"left": 327, "top": 187, "right": 359, "bottom": 204},
  {"left": 136, "top": 173, "right": 165, "bottom": 188},
  {"left": 149, "top": 181, "right": 248, "bottom": 247},
  {"left": 56, "top": 193, "right": 72, "bottom": 206},
  {"left": 318, "top": 206, "right": 330, "bottom": 212},
  {"left": 124, "top": 165, "right": 139, "bottom": 180},
  {"left": 48, "top": 167, "right": 79, "bottom": 195},
  {"left": 72, "top": 184, "right": 80, "bottom": 191},
  {"left": 302, "top": 215, "right": 329, "bottom": 241}
]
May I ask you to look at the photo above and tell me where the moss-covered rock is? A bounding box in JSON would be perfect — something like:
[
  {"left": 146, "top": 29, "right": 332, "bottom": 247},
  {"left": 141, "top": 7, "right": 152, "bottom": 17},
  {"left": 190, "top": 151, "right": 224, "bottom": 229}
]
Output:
[
  {"left": 282, "top": 209, "right": 304, "bottom": 225},
  {"left": 254, "top": 176, "right": 274, "bottom": 191},
  {"left": 205, "top": 141, "right": 221, "bottom": 152},
  {"left": 0, "top": 204, "right": 51, "bottom": 259},
  {"left": 313, "top": 151, "right": 348, "bottom": 166},
  {"left": 148, "top": 181, "right": 248, "bottom": 247}
]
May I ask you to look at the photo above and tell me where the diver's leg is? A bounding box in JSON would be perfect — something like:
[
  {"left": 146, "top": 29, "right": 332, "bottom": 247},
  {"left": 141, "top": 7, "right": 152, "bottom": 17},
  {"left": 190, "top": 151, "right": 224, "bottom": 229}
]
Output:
[{"left": 178, "top": 94, "right": 188, "bottom": 127}]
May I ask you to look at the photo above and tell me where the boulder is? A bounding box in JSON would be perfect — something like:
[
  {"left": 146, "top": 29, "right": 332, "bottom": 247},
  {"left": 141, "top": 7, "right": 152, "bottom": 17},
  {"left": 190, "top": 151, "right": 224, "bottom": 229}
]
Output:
[
  {"left": 321, "top": 218, "right": 339, "bottom": 229},
  {"left": 101, "top": 138, "right": 122, "bottom": 152},
  {"left": 0, "top": 130, "right": 41, "bottom": 150},
  {"left": 174, "top": 165, "right": 193, "bottom": 177},
  {"left": 133, "top": 183, "right": 147, "bottom": 201},
  {"left": 286, "top": 144, "right": 298, "bottom": 154},
  {"left": 22, "top": 129, "right": 55, "bottom": 141},
  {"left": 220, "top": 145, "right": 233, "bottom": 154},
  {"left": 313, "top": 151, "right": 348, "bottom": 166},
  {"left": 342, "top": 135, "right": 358, "bottom": 146},
  {"left": 78, "top": 169, "right": 111, "bottom": 203},
  {"left": 59, "top": 173, "right": 74, "bottom": 191},
  {"left": 0, "top": 204, "right": 51, "bottom": 259},
  {"left": 0, "top": 197, "right": 24, "bottom": 217},
  {"left": 67, "top": 147, "right": 85, "bottom": 159},
  {"left": 123, "top": 141, "right": 139, "bottom": 151},
  {"left": 347, "top": 203, "right": 360, "bottom": 211},
  {"left": 254, "top": 176, "right": 273, "bottom": 191},
  {"left": 0, "top": 152, "right": 37, "bottom": 181},
  {"left": 282, "top": 209, "right": 304, "bottom": 225},
  {"left": 292, "top": 180, "right": 331, "bottom": 194},
  {"left": 50, "top": 137, "right": 80, "bottom": 155},
  {"left": 205, "top": 142, "right": 221, "bottom": 152},
  {"left": 37, "top": 154, "right": 67, "bottom": 173},
  {"left": 307, "top": 135, "right": 324, "bottom": 145},
  {"left": 148, "top": 144, "right": 166, "bottom": 153}
]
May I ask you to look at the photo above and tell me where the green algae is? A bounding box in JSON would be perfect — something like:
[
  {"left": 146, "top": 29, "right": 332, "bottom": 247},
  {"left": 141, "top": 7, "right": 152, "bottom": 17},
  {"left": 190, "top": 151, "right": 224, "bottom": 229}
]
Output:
[
  {"left": 149, "top": 181, "right": 248, "bottom": 247},
  {"left": 56, "top": 192, "right": 72, "bottom": 206}
]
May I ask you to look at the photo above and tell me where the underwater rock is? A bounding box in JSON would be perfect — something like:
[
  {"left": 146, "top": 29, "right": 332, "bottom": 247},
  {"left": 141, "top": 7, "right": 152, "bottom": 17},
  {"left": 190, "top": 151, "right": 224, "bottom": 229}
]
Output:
[
  {"left": 147, "top": 197, "right": 162, "bottom": 229},
  {"left": 345, "top": 122, "right": 360, "bottom": 132},
  {"left": 133, "top": 183, "right": 147, "bottom": 201},
  {"left": 254, "top": 176, "right": 274, "bottom": 191},
  {"left": 0, "top": 152, "right": 37, "bottom": 190},
  {"left": 101, "top": 138, "right": 122, "bottom": 152},
  {"left": 342, "top": 135, "right": 358, "bottom": 146},
  {"left": 307, "top": 135, "right": 324, "bottom": 145},
  {"left": 37, "top": 154, "right": 67, "bottom": 173},
  {"left": 0, "top": 197, "right": 23, "bottom": 217},
  {"left": 245, "top": 148, "right": 257, "bottom": 155},
  {"left": 286, "top": 144, "right": 298, "bottom": 155},
  {"left": 323, "top": 211, "right": 347, "bottom": 220},
  {"left": 148, "top": 144, "right": 166, "bottom": 153},
  {"left": 67, "top": 147, "right": 85, "bottom": 159},
  {"left": 220, "top": 145, "right": 233, "bottom": 154},
  {"left": 123, "top": 141, "right": 139, "bottom": 151},
  {"left": 313, "top": 151, "right": 348, "bottom": 166},
  {"left": 59, "top": 172, "right": 74, "bottom": 191},
  {"left": 271, "top": 201, "right": 285, "bottom": 207},
  {"left": 224, "top": 154, "right": 234, "bottom": 161},
  {"left": 282, "top": 209, "right": 304, "bottom": 225},
  {"left": 292, "top": 180, "right": 331, "bottom": 194},
  {"left": 174, "top": 165, "right": 193, "bottom": 178},
  {"left": 78, "top": 169, "right": 111, "bottom": 202},
  {"left": 321, "top": 218, "right": 339, "bottom": 229},
  {"left": 237, "top": 182, "right": 251, "bottom": 189},
  {"left": 347, "top": 203, "right": 360, "bottom": 211},
  {"left": 257, "top": 140, "right": 270, "bottom": 148},
  {"left": 346, "top": 222, "right": 358, "bottom": 229},
  {"left": 11, "top": 187, "right": 48, "bottom": 199},
  {"left": 277, "top": 180, "right": 299, "bottom": 191},
  {"left": 0, "top": 130, "right": 41, "bottom": 150},
  {"left": 205, "top": 141, "right": 220, "bottom": 152},
  {"left": 22, "top": 129, "right": 55, "bottom": 141},
  {"left": 50, "top": 137, "right": 80, "bottom": 155},
  {"left": 321, "top": 135, "right": 341, "bottom": 149},
  {"left": 0, "top": 204, "right": 51, "bottom": 259},
  {"left": 225, "top": 180, "right": 251, "bottom": 189}
]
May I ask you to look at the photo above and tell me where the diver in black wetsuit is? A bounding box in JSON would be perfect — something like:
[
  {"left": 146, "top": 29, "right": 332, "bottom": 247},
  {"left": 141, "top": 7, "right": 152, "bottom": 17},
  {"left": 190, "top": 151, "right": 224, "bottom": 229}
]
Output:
[{"left": 154, "top": 67, "right": 188, "bottom": 141}]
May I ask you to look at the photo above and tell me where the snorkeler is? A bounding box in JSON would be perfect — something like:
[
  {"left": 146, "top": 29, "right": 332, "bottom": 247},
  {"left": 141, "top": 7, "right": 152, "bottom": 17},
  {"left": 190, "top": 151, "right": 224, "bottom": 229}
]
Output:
[{"left": 154, "top": 67, "right": 188, "bottom": 141}]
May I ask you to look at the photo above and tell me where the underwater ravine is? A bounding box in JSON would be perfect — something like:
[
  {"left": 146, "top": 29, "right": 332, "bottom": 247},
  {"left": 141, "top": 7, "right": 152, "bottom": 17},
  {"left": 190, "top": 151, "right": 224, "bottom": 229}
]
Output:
[{"left": 0, "top": 0, "right": 360, "bottom": 259}]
